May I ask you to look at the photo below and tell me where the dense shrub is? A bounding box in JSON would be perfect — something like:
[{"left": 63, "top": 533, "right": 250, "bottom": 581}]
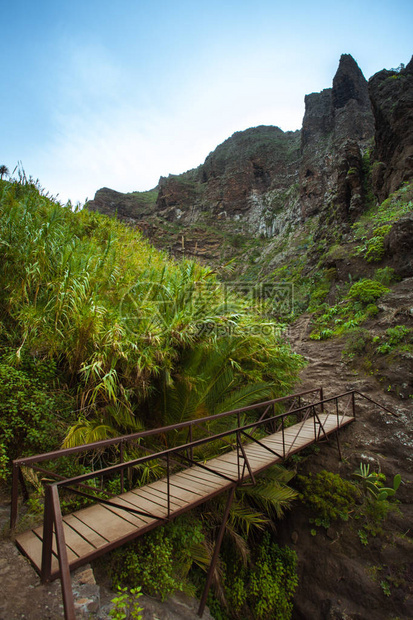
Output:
[
  {"left": 297, "top": 470, "right": 360, "bottom": 527},
  {"left": 348, "top": 279, "right": 390, "bottom": 304},
  {"left": 0, "top": 359, "right": 74, "bottom": 480},
  {"left": 218, "top": 532, "right": 298, "bottom": 620},
  {"left": 108, "top": 518, "right": 207, "bottom": 600}
]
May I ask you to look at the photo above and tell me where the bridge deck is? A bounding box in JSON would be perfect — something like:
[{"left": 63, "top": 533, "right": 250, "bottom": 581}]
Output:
[{"left": 16, "top": 413, "right": 354, "bottom": 578}]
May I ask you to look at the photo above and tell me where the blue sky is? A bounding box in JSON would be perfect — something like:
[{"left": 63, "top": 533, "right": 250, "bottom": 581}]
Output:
[{"left": 1, "top": 0, "right": 412, "bottom": 204}]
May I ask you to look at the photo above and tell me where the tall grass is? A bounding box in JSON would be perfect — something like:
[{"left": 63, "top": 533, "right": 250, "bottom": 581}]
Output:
[{"left": 0, "top": 177, "right": 303, "bottom": 447}]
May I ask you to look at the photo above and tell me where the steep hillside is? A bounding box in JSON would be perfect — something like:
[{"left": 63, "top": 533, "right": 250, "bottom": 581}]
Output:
[{"left": 85, "top": 53, "right": 413, "bottom": 619}]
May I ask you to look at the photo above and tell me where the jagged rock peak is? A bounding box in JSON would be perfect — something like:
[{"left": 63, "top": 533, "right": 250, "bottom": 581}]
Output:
[{"left": 332, "top": 53, "right": 370, "bottom": 109}]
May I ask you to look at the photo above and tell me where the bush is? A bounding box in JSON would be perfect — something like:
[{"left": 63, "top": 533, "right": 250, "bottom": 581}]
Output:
[
  {"left": 297, "top": 470, "right": 360, "bottom": 527},
  {"left": 363, "top": 225, "right": 392, "bottom": 262},
  {"left": 374, "top": 267, "right": 397, "bottom": 286},
  {"left": 224, "top": 533, "right": 298, "bottom": 620},
  {"left": 0, "top": 360, "right": 74, "bottom": 480},
  {"left": 108, "top": 518, "right": 206, "bottom": 600},
  {"left": 348, "top": 279, "right": 390, "bottom": 304},
  {"left": 376, "top": 325, "right": 412, "bottom": 354}
]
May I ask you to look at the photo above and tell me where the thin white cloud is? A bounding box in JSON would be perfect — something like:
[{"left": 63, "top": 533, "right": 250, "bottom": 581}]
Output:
[{"left": 36, "top": 42, "right": 310, "bottom": 204}]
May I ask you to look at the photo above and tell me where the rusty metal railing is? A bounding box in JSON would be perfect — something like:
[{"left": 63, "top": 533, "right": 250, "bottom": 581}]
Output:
[
  {"left": 10, "top": 387, "right": 324, "bottom": 531},
  {"left": 10, "top": 388, "right": 396, "bottom": 620}
]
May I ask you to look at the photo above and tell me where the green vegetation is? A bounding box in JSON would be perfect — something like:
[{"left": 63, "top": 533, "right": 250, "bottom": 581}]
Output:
[
  {"left": 309, "top": 278, "right": 390, "bottom": 341},
  {"left": 214, "top": 532, "right": 298, "bottom": 620},
  {"left": 0, "top": 359, "right": 74, "bottom": 480},
  {"left": 297, "top": 470, "right": 359, "bottom": 529},
  {"left": 353, "top": 463, "right": 401, "bottom": 501},
  {"left": 297, "top": 466, "right": 401, "bottom": 545},
  {"left": 109, "top": 586, "right": 143, "bottom": 620},
  {"left": 355, "top": 224, "right": 392, "bottom": 262},
  {"left": 352, "top": 181, "right": 413, "bottom": 263},
  {"left": 375, "top": 325, "right": 412, "bottom": 354},
  {"left": 1, "top": 174, "right": 304, "bottom": 615},
  {"left": 109, "top": 520, "right": 206, "bottom": 600},
  {"left": 348, "top": 279, "right": 390, "bottom": 303},
  {"left": 0, "top": 175, "right": 303, "bottom": 470}
]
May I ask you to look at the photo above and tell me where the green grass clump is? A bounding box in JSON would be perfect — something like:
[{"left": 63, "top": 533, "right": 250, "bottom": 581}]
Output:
[
  {"left": 376, "top": 325, "right": 412, "bottom": 354},
  {"left": 309, "top": 277, "right": 389, "bottom": 341},
  {"left": 297, "top": 470, "right": 360, "bottom": 528},
  {"left": 348, "top": 279, "right": 390, "bottom": 303}
]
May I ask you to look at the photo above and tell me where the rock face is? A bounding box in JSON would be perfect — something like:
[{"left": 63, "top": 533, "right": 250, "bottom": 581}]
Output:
[
  {"left": 384, "top": 212, "right": 413, "bottom": 277},
  {"left": 369, "top": 56, "right": 413, "bottom": 202},
  {"left": 86, "top": 54, "right": 411, "bottom": 265},
  {"left": 154, "top": 126, "right": 302, "bottom": 237},
  {"left": 88, "top": 187, "right": 157, "bottom": 222},
  {"left": 299, "top": 54, "right": 374, "bottom": 219}
]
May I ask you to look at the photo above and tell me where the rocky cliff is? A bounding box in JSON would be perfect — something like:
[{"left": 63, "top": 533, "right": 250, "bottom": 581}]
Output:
[
  {"left": 300, "top": 54, "right": 374, "bottom": 220},
  {"left": 369, "top": 56, "right": 413, "bottom": 202},
  {"left": 87, "top": 54, "right": 412, "bottom": 260}
]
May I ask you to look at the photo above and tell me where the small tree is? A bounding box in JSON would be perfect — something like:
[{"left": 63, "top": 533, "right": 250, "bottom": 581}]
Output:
[{"left": 0, "top": 165, "right": 9, "bottom": 180}]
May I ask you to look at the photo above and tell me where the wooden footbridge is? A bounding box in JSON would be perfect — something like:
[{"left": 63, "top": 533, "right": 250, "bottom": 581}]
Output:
[{"left": 10, "top": 388, "right": 394, "bottom": 619}]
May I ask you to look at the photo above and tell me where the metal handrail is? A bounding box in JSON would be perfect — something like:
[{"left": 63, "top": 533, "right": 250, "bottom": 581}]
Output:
[
  {"left": 10, "top": 388, "right": 323, "bottom": 529},
  {"left": 11, "top": 387, "right": 397, "bottom": 620},
  {"left": 12, "top": 388, "right": 324, "bottom": 467}
]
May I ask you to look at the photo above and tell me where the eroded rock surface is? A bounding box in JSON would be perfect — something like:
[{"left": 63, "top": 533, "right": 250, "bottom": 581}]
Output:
[{"left": 369, "top": 56, "right": 413, "bottom": 202}]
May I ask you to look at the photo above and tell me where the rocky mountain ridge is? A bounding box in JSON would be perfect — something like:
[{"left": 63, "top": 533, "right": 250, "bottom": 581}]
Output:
[{"left": 87, "top": 54, "right": 413, "bottom": 267}]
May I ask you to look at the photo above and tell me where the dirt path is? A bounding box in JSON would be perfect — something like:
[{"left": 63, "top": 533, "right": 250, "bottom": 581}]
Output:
[{"left": 284, "top": 302, "right": 413, "bottom": 620}]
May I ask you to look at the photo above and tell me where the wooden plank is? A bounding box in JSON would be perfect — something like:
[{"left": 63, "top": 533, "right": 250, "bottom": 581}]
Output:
[
  {"left": 117, "top": 490, "right": 168, "bottom": 519},
  {"left": 167, "top": 476, "right": 210, "bottom": 498},
  {"left": 107, "top": 495, "right": 156, "bottom": 524},
  {"left": 247, "top": 450, "right": 282, "bottom": 463},
  {"left": 72, "top": 504, "right": 138, "bottom": 543},
  {"left": 243, "top": 445, "right": 278, "bottom": 457},
  {"left": 207, "top": 458, "right": 238, "bottom": 474},
  {"left": 16, "top": 529, "right": 59, "bottom": 574},
  {"left": 188, "top": 463, "right": 235, "bottom": 483},
  {"left": 244, "top": 451, "right": 274, "bottom": 465},
  {"left": 33, "top": 525, "right": 79, "bottom": 564},
  {"left": 145, "top": 478, "right": 189, "bottom": 501},
  {"left": 101, "top": 499, "right": 153, "bottom": 529},
  {"left": 62, "top": 513, "right": 109, "bottom": 548},
  {"left": 55, "top": 522, "right": 96, "bottom": 558},
  {"left": 129, "top": 487, "right": 170, "bottom": 511},
  {"left": 134, "top": 486, "right": 185, "bottom": 510},
  {"left": 177, "top": 469, "right": 224, "bottom": 491}
]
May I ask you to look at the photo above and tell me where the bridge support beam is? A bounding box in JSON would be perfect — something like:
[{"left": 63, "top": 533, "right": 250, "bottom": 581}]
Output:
[
  {"left": 335, "top": 430, "right": 342, "bottom": 461},
  {"left": 198, "top": 485, "right": 236, "bottom": 618}
]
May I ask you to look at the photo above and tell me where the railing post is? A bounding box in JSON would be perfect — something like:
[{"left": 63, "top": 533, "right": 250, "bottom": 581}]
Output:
[
  {"left": 167, "top": 452, "right": 170, "bottom": 518},
  {"left": 189, "top": 425, "right": 193, "bottom": 463},
  {"left": 320, "top": 387, "right": 324, "bottom": 413},
  {"left": 41, "top": 485, "right": 54, "bottom": 583},
  {"left": 120, "top": 441, "right": 124, "bottom": 494},
  {"left": 335, "top": 397, "right": 339, "bottom": 427},
  {"left": 236, "top": 431, "right": 240, "bottom": 482},
  {"left": 281, "top": 417, "right": 285, "bottom": 459},
  {"left": 313, "top": 406, "right": 317, "bottom": 439},
  {"left": 198, "top": 486, "right": 236, "bottom": 618},
  {"left": 50, "top": 485, "right": 76, "bottom": 620},
  {"left": 10, "top": 462, "right": 20, "bottom": 531}
]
